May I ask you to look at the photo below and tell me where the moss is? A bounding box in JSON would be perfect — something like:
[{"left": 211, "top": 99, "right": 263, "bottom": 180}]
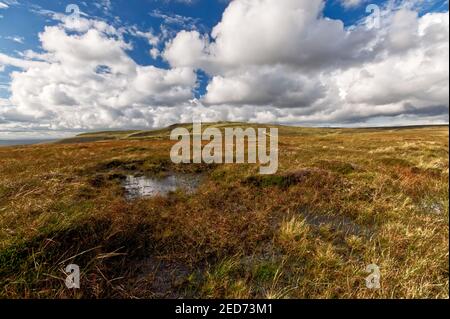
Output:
[
  {"left": 245, "top": 175, "right": 289, "bottom": 188},
  {"left": 253, "top": 262, "right": 279, "bottom": 282}
]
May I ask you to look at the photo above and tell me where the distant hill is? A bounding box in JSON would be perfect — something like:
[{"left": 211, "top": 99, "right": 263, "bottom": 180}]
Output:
[{"left": 55, "top": 122, "right": 449, "bottom": 144}]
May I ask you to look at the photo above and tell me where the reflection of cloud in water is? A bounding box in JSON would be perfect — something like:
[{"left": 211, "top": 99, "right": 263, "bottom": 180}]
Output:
[{"left": 123, "top": 174, "right": 202, "bottom": 199}]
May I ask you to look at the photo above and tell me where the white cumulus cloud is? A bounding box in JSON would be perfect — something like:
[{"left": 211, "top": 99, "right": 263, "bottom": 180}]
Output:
[
  {"left": 163, "top": 0, "right": 449, "bottom": 124},
  {"left": 1, "top": 17, "right": 197, "bottom": 132}
]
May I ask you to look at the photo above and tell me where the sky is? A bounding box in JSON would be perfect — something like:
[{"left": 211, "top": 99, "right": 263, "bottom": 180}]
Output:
[{"left": 0, "top": 0, "right": 448, "bottom": 139}]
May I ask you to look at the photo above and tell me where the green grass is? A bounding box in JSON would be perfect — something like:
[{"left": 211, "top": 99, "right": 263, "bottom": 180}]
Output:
[{"left": 0, "top": 124, "right": 448, "bottom": 299}]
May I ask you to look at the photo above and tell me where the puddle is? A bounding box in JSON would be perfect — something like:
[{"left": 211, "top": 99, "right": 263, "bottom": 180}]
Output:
[{"left": 123, "top": 174, "right": 202, "bottom": 199}]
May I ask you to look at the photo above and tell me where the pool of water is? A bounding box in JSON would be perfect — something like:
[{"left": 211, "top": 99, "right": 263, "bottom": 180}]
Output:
[{"left": 123, "top": 174, "right": 202, "bottom": 199}]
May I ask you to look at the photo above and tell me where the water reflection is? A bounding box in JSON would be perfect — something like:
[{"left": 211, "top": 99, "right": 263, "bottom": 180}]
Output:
[{"left": 123, "top": 174, "right": 201, "bottom": 199}]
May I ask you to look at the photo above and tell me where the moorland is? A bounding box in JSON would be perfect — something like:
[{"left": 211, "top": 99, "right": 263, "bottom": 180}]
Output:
[{"left": 0, "top": 123, "right": 448, "bottom": 298}]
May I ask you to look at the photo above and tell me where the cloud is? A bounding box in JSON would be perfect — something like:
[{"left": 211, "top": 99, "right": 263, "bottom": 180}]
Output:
[
  {"left": 94, "top": 0, "right": 112, "bottom": 12},
  {"left": 0, "top": 17, "right": 197, "bottom": 131},
  {"left": 163, "top": 30, "right": 209, "bottom": 68},
  {"left": 150, "top": 9, "right": 200, "bottom": 29},
  {"left": 164, "top": 0, "right": 375, "bottom": 72},
  {"left": 163, "top": 0, "right": 449, "bottom": 124},
  {"left": 203, "top": 65, "right": 327, "bottom": 108},
  {"left": 4, "top": 36, "right": 24, "bottom": 43},
  {"left": 0, "top": 0, "right": 19, "bottom": 9},
  {"left": 332, "top": 10, "right": 449, "bottom": 114},
  {"left": 0, "top": 52, "right": 44, "bottom": 69},
  {"left": 340, "top": 0, "right": 367, "bottom": 9},
  {"left": 129, "top": 27, "right": 159, "bottom": 46}
]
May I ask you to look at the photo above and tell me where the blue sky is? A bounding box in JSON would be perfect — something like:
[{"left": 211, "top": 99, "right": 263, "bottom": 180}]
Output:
[
  {"left": 0, "top": 0, "right": 383, "bottom": 99},
  {"left": 0, "top": 0, "right": 448, "bottom": 138},
  {"left": 1, "top": 0, "right": 446, "bottom": 58}
]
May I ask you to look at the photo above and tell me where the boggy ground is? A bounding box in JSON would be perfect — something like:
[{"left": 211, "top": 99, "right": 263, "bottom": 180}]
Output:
[{"left": 0, "top": 124, "right": 448, "bottom": 299}]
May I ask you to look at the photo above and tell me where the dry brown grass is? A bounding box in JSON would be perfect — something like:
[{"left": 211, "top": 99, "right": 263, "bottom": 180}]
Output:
[{"left": 0, "top": 124, "right": 448, "bottom": 299}]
